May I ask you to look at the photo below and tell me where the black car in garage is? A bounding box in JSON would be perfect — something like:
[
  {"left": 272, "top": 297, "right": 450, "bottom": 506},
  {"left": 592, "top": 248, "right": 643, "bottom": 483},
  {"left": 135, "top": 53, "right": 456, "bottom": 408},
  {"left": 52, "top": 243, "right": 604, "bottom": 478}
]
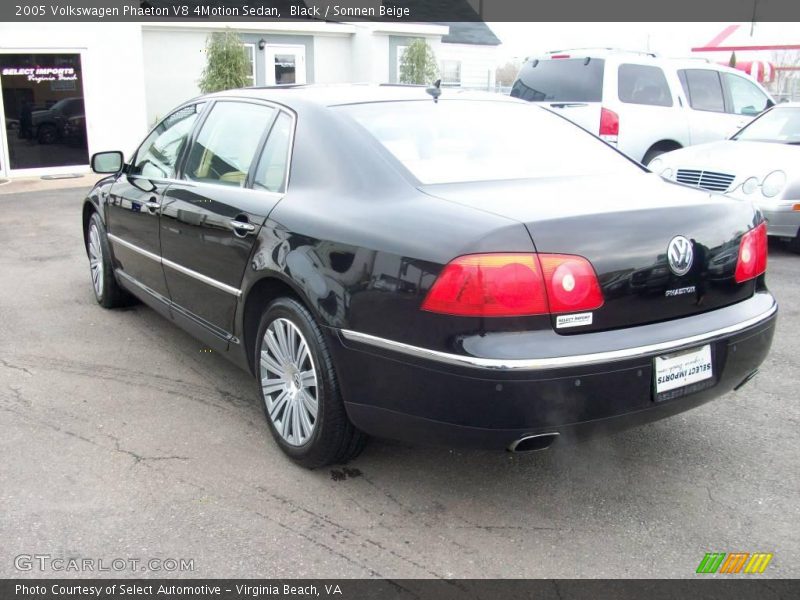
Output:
[{"left": 82, "top": 85, "right": 776, "bottom": 467}]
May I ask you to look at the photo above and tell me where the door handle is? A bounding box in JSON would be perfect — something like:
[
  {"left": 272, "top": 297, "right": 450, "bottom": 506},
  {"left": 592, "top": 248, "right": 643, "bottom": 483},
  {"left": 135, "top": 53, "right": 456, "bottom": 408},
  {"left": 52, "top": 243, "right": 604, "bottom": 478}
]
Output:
[
  {"left": 230, "top": 219, "right": 256, "bottom": 236},
  {"left": 145, "top": 198, "right": 160, "bottom": 214}
]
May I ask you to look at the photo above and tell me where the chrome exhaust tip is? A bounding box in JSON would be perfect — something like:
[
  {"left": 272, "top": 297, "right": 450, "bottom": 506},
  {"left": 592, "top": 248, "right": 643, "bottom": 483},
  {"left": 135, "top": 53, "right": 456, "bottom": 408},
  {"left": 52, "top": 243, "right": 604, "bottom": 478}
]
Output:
[{"left": 508, "top": 432, "right": 560, "bottom": 453}]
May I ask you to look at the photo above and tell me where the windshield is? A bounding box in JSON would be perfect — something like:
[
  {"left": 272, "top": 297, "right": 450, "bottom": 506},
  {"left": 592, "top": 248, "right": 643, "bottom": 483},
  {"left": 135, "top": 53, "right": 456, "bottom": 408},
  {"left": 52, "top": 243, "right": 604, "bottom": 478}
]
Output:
[
  {"left": 732, "top": 106, "right": 800, "bottom": 144},
  {"left": 338, "top": 100, "right": 640, "bottom": 185}
]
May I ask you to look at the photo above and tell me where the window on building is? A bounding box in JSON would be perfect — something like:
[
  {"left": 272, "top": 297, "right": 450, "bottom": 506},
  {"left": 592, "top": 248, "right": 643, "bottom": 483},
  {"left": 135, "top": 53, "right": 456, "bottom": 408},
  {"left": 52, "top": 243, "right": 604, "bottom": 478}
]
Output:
[
  {"left": 396, "top": 45, "right": 408, "bottom": 82},
  {"left": 243, "top": 43, "right": 256, "bottom": 87},
  {"left": 678, "top": 69, "right": 725, "bottom": 113},
  {"left": 618, "top": 64, "right": 672, "bottom": 106},
  {"left": 0, "top": 52, "right": 90, "bottom": 170},
  {"left": 183, "top": 101, "right": 276, "bottom": 187},
  {"left": 131, "top": 103, "right": 204, "bottom": 179},
  {"left": 440, "top": 60, "right": 462, "bottom": 87}
]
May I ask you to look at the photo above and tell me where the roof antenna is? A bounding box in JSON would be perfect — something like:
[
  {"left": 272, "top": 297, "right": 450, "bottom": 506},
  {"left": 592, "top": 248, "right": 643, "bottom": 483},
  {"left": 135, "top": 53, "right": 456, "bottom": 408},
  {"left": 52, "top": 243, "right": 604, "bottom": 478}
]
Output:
[{"left": 426, "top": 79, "right": 442, "bottom": 103}]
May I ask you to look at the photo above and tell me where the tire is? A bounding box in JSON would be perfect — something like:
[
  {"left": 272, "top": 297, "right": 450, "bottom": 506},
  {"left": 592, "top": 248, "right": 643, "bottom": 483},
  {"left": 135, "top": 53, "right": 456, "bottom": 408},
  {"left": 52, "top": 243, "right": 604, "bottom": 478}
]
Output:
[
  {"left": 255, "top": 297, "right": 366, "bottom": 468},
  {"left": 37, "top": 123, "right": 57, "bottom": 145},
  {"left": 86, "top": 212, "right": 130, "bottom": 308}
]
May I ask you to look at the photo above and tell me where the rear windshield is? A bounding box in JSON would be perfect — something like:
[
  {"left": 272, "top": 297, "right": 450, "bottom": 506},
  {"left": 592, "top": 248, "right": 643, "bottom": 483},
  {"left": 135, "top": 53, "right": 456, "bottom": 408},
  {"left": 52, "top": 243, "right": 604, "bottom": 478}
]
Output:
[
  {"left": 510, "top": 58, "right": 604, "bottom": 103},
  {"left": 338, "top": 100, "right": 641, "bottom": 185}
]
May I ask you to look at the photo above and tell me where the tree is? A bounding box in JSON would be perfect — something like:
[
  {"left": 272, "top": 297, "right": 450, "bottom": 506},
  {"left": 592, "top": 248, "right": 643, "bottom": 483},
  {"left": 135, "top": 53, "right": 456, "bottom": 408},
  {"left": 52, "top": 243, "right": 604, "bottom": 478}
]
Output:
[
  {"left": 399, "top": 39, "right": 438, "bottom": 85},
  {"left": 496, "top": 61, "right": 522, "bottom": 87},
  {"left": 769, "top": 50, "right": 800, "bottom": 101},
  {"left": 729, "top": 51, "right": 737, "bottom": 68},
  {"left": 198, "top": 29, "right": 250, "bottom": 94}
]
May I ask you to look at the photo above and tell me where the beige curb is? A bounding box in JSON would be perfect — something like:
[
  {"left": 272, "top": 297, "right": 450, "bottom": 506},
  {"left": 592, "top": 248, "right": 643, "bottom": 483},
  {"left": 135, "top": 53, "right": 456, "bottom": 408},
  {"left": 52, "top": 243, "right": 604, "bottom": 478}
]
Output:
[{"left": 0, "top": 174, "right": 105, "bottom": 196}]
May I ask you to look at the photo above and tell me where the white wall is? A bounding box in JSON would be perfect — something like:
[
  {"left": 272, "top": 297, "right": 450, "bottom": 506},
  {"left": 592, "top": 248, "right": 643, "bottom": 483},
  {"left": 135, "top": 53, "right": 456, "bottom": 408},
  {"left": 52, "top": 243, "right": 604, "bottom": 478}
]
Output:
[
  {"left": 438, "top": 43, "right": 498, "bottom": 90},
  {"left": 142, "top": 28, "right": 208, "bottom": 127},
  {"left": 351, "top": 25, "right": 394, "bottom": 83},
  {"left": 0, "top": 23, "right": 149, "bottom": 169},
  {"left": 313, "top": 36, "right": 353, "bottom": 83}
]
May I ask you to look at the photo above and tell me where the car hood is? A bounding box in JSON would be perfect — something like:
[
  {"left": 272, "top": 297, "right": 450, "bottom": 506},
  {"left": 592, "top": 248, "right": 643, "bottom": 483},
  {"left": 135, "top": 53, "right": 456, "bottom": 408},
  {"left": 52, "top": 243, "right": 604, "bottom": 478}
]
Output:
[{"left": 659, "top": 140, "right": 800, "bottom": 181}]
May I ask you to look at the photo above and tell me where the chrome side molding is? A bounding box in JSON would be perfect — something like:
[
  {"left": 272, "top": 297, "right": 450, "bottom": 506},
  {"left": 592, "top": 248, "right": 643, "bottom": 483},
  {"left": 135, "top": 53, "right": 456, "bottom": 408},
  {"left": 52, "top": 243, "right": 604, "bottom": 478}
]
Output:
[
  {"left": 340, "top": 303, "right": 777, "bottom": 371},
  {"left": 108, "top": 233, "right": 241, "bottom": 297}
]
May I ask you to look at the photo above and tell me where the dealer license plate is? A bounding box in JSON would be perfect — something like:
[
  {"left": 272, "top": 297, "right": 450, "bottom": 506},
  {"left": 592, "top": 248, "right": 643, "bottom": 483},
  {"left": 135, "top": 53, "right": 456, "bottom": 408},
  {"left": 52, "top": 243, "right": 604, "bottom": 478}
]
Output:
[{"left": 654, "top": 344, "right": 713, "bottom": 400}]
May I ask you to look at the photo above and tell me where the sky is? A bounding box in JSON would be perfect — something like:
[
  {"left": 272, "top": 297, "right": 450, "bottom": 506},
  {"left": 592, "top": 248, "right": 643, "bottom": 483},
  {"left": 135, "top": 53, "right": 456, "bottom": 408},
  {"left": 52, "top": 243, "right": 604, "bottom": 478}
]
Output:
[{"left": 487, "top": 22, "right": 799, "bottom": 64}]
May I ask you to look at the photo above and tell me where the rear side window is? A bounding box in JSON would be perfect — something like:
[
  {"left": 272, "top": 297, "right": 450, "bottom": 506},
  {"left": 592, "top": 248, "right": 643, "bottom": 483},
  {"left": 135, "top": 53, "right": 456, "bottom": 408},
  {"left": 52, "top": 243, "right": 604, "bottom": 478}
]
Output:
[
  {"left": 618, "top": 64, "right": 673, "bottom": 107},
  {"left": 253, "top": 112, "right": 293, "bottom": 193},
  {"left": 183, "top": 101, "right": 276, "bottom": 187},
  {"left": 679, "top": 69, "right": 725, "bottom": 113},
  {"left": 510, "top": 58, "right": 604, "bottom": 102}
]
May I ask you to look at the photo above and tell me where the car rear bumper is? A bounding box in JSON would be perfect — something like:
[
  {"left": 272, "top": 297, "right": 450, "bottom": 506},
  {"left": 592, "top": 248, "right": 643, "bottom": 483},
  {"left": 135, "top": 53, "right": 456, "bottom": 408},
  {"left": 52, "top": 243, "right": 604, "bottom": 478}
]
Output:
[{"left": 328, "top": 292, "right": 777, "bottom": 450}]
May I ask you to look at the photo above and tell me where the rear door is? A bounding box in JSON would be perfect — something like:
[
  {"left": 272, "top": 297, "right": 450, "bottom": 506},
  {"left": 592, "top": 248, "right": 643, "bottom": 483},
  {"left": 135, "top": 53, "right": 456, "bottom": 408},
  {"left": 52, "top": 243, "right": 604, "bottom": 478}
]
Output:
[
  {"left": 511, "top": 57, "right": 604, "bottom": 134},
  {"left": 106, "top": 103, "right": 205, "bottom": 301},
  {"left": 159, "top": 100, "right": 293, "bottom": 342}
]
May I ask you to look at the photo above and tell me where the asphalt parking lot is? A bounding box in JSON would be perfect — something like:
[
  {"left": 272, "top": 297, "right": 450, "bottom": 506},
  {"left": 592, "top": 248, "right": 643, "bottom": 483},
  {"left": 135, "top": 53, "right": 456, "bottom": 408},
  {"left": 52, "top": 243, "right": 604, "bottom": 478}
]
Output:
[{"left": 0, "top": 184, "right": 798, "bottom": 579}]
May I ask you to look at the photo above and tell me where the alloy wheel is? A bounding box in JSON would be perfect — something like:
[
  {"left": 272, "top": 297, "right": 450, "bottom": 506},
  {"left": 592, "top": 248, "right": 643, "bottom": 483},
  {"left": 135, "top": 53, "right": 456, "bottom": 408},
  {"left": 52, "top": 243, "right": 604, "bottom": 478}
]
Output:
[
  {"left": 88, "top": 223, "right": 104, "bottom": 299},
  {"left": 260, "top": 317, "right": 319, "bottom": 446}
]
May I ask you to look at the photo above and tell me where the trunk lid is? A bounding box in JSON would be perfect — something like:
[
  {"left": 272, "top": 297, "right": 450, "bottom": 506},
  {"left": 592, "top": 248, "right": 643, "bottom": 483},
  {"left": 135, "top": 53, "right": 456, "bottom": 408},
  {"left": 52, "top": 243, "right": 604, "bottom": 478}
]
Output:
[{"left": 420, "top": 173, "right": 758, "bottom": 333}]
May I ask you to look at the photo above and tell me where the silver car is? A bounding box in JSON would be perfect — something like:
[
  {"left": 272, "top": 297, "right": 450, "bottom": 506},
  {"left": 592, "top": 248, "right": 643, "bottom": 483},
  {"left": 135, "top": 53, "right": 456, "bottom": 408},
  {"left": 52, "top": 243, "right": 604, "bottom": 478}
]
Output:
[{"left": 653, "top": 103, "right": 800, "bottom": 253}]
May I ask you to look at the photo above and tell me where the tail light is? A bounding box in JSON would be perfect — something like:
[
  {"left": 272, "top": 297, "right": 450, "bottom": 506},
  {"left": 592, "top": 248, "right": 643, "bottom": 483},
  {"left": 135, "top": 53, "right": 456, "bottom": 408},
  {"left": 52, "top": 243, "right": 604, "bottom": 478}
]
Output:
[
  {"left": 734, "top": 222, "right": 768, "bottom": 283},
  {"left": 538, "top": 255, "right": 604, "bottom": 313},
  {"left": 599, "top": 107, "right": 619, "bottom": 144},
  {"left": 421, "top": 253, "right": 603, "bottom": 317}
]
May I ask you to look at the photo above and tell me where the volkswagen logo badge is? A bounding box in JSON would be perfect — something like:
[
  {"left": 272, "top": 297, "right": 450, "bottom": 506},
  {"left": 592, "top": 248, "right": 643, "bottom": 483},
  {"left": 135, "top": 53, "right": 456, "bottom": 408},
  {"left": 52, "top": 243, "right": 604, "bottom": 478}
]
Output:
[{"left": 667, "top": 235, "right": 694, "bottom": 276}]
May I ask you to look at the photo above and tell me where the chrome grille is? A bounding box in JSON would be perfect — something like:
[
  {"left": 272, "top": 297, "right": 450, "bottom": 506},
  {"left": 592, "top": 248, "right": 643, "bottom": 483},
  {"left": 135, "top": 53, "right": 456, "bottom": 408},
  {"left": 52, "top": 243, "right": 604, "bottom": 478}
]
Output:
[{"left": 675, "top": 169, "right": 735, "bottom": 192}]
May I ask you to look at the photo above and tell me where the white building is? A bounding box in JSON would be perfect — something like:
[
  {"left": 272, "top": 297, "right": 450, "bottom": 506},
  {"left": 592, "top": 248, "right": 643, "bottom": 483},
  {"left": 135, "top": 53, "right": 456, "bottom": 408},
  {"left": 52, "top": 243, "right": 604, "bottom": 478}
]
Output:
[{"left": 0, "top": 20, "right": 499, "bottom": 178}]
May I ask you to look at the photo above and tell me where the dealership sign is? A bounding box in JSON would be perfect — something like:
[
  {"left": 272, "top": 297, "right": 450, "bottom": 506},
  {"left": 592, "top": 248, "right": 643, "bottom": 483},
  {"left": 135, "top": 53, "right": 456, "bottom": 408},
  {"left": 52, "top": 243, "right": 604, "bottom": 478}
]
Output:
[{"left": 1, "top": 66, "right": 77, "bottom": 84}]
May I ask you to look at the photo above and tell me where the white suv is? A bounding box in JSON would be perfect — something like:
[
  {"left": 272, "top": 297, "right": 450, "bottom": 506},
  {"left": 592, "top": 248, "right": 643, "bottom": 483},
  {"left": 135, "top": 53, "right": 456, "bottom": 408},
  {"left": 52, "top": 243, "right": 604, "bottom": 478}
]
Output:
[{"left": 511, "top": 49, "right": 775, "bottom": 164}]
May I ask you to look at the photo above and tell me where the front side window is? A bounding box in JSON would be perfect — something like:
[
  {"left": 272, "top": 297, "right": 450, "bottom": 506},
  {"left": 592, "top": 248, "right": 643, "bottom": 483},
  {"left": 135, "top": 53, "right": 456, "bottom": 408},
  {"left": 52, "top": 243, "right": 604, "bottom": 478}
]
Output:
[
  {"left": 618, "top": 64, "right": 672, "bottom": 106},
  {"left": 131, "top": 103, "right": 204, "bottom": 179},
  {"left": 679, "top": 69, "right": 725, "bottom": 113},
  {"left": 340, "top": 100, "right": 641, "bottom": 185},
  {"left": 253, "top": 112, "right": 293, "bottom": 193},
  {"left": 724, "top": 73, "right": 770, "bottom": 116},
  {"left": 183, "top": 101, "right": 276, "bottom": 187}
]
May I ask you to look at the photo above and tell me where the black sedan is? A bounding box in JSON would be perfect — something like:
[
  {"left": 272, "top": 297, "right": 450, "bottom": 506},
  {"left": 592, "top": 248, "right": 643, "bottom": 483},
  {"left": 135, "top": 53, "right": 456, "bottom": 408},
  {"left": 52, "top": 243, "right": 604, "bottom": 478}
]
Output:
[{"left": 83, "top": 86, "right": 776, "bottom": 467}]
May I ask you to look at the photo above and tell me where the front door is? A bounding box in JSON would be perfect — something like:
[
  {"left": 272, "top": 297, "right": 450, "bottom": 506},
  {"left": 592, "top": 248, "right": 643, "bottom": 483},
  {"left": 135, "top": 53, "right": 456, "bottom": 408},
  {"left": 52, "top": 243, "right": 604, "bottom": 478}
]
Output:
[
  {"left": 678, "top": 68, "right": 743, "bottom": 145},
  {"left": 159, "top": 100, "right": 292, "bottom": 339},
  {"left": 105, "top": 103, "right": 205, "bottom": 301},
  {"left": 264, "top": 45, "right": 306, "bottom": 85}
]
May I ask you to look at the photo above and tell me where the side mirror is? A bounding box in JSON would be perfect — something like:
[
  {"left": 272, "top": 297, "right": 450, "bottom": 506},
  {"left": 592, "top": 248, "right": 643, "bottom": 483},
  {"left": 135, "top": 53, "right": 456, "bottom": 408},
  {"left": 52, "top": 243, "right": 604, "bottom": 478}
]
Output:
[{"left": 91, "top": 151, "right": 124, "bottom": 174}]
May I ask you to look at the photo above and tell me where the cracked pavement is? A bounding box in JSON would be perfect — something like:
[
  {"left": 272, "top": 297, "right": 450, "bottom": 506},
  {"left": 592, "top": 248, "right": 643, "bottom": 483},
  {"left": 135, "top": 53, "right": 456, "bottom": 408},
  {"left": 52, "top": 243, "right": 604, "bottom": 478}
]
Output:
[{"left": 0, "top": 186, "right": 798, "bottom": 579}]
